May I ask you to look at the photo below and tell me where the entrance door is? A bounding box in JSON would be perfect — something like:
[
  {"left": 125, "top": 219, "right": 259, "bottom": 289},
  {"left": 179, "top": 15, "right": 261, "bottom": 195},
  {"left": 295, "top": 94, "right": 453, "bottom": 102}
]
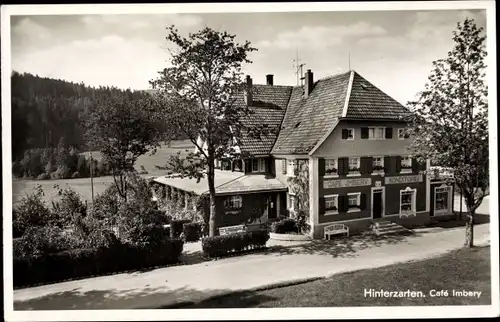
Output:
[
  {"left": 373, "top": 191, "right": 383, "bottom": 219},
  {"left": 268, "top": 195, "right": 277, "bottom": 219}
]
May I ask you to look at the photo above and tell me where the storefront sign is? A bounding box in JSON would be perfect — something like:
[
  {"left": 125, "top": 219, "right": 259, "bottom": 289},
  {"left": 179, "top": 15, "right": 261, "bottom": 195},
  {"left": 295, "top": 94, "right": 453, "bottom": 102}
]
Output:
[
  {"left": 323, "top": 177, "right": 372, "bottom": 189},
  {"left": 385, "top": 174, "right": 423, "bottom": 185}
]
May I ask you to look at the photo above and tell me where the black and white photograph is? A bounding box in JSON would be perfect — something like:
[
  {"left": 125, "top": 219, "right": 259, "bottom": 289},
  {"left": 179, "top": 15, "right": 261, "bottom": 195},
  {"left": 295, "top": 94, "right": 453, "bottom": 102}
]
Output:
[{"left": 1, "top": 1, "right": 498, "bottom": 320}]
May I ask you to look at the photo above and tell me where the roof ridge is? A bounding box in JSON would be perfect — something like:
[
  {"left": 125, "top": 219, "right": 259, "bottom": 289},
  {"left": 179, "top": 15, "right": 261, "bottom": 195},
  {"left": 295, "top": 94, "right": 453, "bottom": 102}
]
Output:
[
  {"left": 341, "top": 70, "right": 355, "bottom": 117},
  {"left": 253, "top": 84, "right": 294, "bottom": 88}
]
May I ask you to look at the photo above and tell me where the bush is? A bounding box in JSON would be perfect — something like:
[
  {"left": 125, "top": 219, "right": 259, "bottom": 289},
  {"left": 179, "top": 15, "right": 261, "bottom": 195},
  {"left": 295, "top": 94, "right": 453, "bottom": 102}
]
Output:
[
  {"left": 182, "top": 222, "right": 202, "bottom": 242},
  {"left": 36, "top": 173, "right": 51, "bottom": 180},
  {"left": 14, "top": 226, "right": 72, "bottom": 259},
  {"left": 51, "top": 185, "right": 88, "bottom": 227},
  {"left": 13, "top": 186, "right": 52, "bottom": 233},
  {"left": 202, "top": 230, "right": 269, "bottom": 258},
  {"left": 71, "top": 171, "right": 81, "bottom": 178},
  {"left": 170, "top": 219, "right": 191, "bottom": 238},
  {"left": 13, "top": 237, "right": 184, "bottom": 288},
  {"left": 271, "top": 218, "right": 298, "bottom": 234}
]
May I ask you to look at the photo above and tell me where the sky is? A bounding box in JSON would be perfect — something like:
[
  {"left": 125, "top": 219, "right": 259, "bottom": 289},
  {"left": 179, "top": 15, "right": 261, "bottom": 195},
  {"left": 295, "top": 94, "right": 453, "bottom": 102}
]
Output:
[{"left": 10, "top": 9, "right": 487, "bottom": 105}]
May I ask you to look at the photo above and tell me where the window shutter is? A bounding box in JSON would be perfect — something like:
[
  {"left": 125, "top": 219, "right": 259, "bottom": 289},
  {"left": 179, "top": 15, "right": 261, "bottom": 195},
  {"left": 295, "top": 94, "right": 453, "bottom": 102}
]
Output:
[
  {"left": 360, "top": 194, "right": 366, "bottom": 209},
  {"left": 266, "top": 158, "right": 273, "bottom": 175},
  {"left": 319, "top": 197, "right": 325, "bottom": 214},
  {"left": 338, "top": 195, "right": 345, "bottom": 213},
  {"left": 411, "top": 158, "right": 419, "bottom": 173},
  {"left": 338, "top": 157, "right": 347, "bottom": 176},
  {"left": 395, "top": 156, "right": 402, "bottom": 173},
  {"left": 360, "top": 157, "right": 370, "bottom": 175},
  {"left": 341, "top": 129, "right": 348, "bottom": 139},
  {"left": 385, "top": 127, "right": 393, "bottom": 139},
  {"left": 367, "top": 157, "right": 374, "bottom": 174},
  {"left": 319, "top": 158, "right": 325, "bottom": 176},
  {"left": 282, "top": 159, "right": 286, "bottom": 174},
  {"left": 384, "top": 156, "right": 392, "bottom": 174},
  {"left": 361, "top": 127, "right": 369, "bottom": 139}
]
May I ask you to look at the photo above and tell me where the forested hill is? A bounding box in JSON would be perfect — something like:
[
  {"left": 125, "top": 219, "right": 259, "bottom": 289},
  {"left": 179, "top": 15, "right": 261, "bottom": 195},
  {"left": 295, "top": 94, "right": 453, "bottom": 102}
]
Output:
[{"left": 11, "top": 72, "right": 151, "bottom": 161}]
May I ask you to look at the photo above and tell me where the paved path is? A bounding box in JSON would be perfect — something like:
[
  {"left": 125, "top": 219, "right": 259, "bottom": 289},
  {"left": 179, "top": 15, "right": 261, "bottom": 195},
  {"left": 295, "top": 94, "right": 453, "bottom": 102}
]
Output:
[{"left": 13, "top": 223, "right": 490, "bottom": 310}]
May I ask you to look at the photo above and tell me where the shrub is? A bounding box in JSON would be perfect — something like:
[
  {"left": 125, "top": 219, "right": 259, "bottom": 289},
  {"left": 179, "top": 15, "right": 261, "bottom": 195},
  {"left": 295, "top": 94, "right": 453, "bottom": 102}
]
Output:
[
  {"left": 36, "top": 173, "right": 51, "bottom": 180},
  {"left": 15, "top": 226, "right": 71, "bottom": 259},
  {"left": 51, "top": 185, "right": 88, "bottom": 227},
  {"left": 170, "top": 219, "right": 191, "bottom": 238},
  {"left": 13, "top": 186, "right": 52, "bottom": 233},
  {"left": 271, "top": 218, "right": 298, "bottom": 234},
  {"left": 202, "top": 230, "right": 269, "bottom": 258},
  {"left": 71, "top": 171, "right": 81, "bottom": 178},
  {"left": 182, "top": 222, "right": 202, "bottom": 242},
  {"left": 13, "top": 237, "right": 184, "bottom": 288}
]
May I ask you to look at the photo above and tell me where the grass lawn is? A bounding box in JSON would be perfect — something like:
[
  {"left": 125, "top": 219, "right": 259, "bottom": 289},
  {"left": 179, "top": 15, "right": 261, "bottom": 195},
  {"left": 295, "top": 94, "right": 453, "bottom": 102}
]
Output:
[
  {"left": 12, "top": 140, "right": 195, "bottom": 205},
  {"left": 183, "top": 246, "right": 491, "bottom": 308}
]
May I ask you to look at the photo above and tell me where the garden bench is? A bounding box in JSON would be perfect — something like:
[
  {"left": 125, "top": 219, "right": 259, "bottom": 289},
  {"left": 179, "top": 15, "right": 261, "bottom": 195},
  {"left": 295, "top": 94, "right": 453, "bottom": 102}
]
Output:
[
  {"left": 324, "top": 224, "right": 349, "bottom": 240},
  {"left": 219, "top": 224, "right": 247, "bottom": 236}
]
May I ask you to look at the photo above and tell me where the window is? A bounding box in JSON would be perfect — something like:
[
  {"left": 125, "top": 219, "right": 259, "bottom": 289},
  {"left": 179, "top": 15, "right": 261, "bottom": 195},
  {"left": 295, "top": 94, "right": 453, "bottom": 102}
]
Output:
[
  {"left": 400, "top": 188, "right": 416, "bottom": 214},
  {"left": 401, "top": 156, "right": 412, "bottom": 172},
  {"left": 288, "top": 193, "right": 296, "bottom": 211},
  {"left": 225, "top": 195, "right": 242, "bottom": 209},
  {"left": 344, "top": 128, "right": 354, "bottom": 140},
  {"left": 369, "top": 127, "right": 386, "bottom": 140},
  {"left": 287, "top": 160, "right": 297, "bottom": 176},
  {"left": 325, "top": 195, "right": 339, "bottom": 214},
  {"left": 251, "top": 158, "right": 266, "bottom": 173},
  {"left": 325, "top": 158, "right": 338, "bottom": 176},
  {"left": 435, "top": 187, "right": 450, "bottom": 212},
  {"left": 372, "top": 156, "right": 384, "bottom": 172},
  {"left": 348, "top": 157, "right": 360, "bottom": 173},
  {"left": 398, "top": 128, "right": 410, "bottom": 140},
  {"left": 347, "top": 192, "right": 361, "bottom": 211}
]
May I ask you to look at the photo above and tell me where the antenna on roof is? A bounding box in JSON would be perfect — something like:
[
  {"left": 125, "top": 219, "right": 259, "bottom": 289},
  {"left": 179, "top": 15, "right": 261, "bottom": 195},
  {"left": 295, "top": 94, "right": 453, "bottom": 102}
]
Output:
[{"left": 293, "top": 48, "right": 306, "bottom": 86}]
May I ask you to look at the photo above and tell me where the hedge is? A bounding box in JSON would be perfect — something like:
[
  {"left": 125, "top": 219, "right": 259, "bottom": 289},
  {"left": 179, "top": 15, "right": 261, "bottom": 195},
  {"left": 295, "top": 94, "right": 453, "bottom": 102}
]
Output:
[
  {"left": 170, "top": 219, "right": 192, "bottom": 238},
  {"left": 182, "top": 222, "right": 202, "bottom": 242},
  {"left": 13, "top": 238, "right": 184, "bottom": 288},
  {"left": 202, "top": 230, "right": 270, "bottom": 258},
  {"left": 271, "top": 218, "right": 298, "bottom": 234}
]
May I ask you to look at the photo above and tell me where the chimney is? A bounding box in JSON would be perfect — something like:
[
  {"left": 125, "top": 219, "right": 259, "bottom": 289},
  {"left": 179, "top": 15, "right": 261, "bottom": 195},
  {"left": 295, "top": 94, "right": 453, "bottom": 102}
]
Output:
[
  {"left": 304, "top": 69, "right": 314, "bottom": 98},
  {"left": 245, "top": 75, "right": 253, "bottom": 105},
  {"left": 266, "top": 74, "right": 274, "bottom": 86}
]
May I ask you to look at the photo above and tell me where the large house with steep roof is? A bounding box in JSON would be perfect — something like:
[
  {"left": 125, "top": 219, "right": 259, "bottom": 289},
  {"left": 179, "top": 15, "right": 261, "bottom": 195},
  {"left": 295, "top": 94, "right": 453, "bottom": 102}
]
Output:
[{"left": 153, "top": 70, "right": 455, "bottom": 238}]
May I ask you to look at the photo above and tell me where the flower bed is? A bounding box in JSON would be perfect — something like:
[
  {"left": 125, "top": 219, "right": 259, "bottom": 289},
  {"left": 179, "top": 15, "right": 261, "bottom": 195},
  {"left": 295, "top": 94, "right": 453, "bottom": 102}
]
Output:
[{"left": 269, "top": 218, "right": 311, "bottom": 241}]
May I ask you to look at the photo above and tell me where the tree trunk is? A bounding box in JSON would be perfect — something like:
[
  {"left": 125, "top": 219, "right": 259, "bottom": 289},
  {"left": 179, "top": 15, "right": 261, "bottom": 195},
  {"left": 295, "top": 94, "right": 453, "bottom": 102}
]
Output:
[
  {"left": 207, "top": 166, "right": 217, "bottom": 237},
  {"left": 464, "top": 211, "right": 474, "bottom": 248}
]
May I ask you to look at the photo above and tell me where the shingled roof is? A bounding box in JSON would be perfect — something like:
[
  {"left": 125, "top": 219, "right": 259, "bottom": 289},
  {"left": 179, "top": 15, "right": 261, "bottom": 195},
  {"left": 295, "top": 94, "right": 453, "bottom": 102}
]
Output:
[
  {"left": 271, "top": 70, "right": 411, "bottom": 155},
  {"left": 346, "top": 72, "right": 410, "bottom": 120},
  {"left": 272, "top": 71, "right": 351, "bottom": 154},
  {"left": 236, "top": 84, "right": 293, "bottom": 155}
]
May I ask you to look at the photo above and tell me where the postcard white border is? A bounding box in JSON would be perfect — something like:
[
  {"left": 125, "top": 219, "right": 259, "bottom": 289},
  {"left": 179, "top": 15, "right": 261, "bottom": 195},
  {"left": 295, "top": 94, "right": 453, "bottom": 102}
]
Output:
[{"left": 2, "top": 1, "right": 498, "bottom": 321}]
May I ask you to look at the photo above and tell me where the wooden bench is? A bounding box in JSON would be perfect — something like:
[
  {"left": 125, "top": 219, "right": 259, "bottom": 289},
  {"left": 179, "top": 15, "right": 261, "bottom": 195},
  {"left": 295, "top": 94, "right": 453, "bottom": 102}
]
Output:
[
  {"left": 219, "top": 224, "right": 247, "bottom": 236},
  {"left": 324, "top": 224, "right": 349, "bottom": 240}
]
